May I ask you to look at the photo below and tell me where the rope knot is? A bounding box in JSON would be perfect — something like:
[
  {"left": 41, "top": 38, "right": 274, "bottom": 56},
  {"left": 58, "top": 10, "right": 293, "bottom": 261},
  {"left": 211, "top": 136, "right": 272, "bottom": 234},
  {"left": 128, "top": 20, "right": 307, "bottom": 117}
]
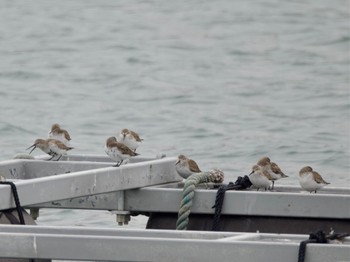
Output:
[
  {"left": 309, "top": 230, "right": 328, "bottom": 244},
  {"left": 211, "top": 175, "right": 252, "bottom": 231},
  {"left": 298, "top": 230, "right": 349, "bottom": 262},
  {"left": 234, "top": 175, "right": 252, "bottom": 189},
  {"left": 208, "top": 169, "right": 225, "bottom": 183}
]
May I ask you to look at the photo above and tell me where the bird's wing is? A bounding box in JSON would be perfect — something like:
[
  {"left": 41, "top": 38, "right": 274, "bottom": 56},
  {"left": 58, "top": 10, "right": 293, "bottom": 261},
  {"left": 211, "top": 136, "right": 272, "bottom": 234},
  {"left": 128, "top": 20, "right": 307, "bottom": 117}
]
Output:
[
  {"left": 117, "top": 142, "right": 139, "bottom": 156},
  {"left": 262, "top": 170, "right": 273, "bottom": 180},
  {"left": 271, "top": 162, "right": 285, "bottom": 176},
  {"left": 130, "top": 130, "right": 143, "bottom": 142},
  {"left": 188, "top": 159, "right": 201, "bottom": 172},
  {"left": 62, "top": 129, "right": 71, "bottom": 141},
  {"left": 313, "top": 171, "right": 329, "bottom": 184}
]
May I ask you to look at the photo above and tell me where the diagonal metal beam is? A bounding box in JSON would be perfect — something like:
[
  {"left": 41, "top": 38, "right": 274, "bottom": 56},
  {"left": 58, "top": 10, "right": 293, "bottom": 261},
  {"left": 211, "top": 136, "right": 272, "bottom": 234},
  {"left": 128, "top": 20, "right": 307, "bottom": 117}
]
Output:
[{"left": 0, "top": 157, "right": 180, "bottom": 210}]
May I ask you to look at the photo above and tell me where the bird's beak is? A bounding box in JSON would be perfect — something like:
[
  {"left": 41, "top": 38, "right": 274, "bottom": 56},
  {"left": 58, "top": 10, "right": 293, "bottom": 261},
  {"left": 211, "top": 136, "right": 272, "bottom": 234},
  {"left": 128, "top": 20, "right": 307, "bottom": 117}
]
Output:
[
  {"left": 248, "top": 171, "right": 254, "bottom": 176},
  {"left": 26, "top": 144, "right": 37, "bottom": 154},
  {"left": 175, "top": 160, "right": 180, "bottom": 165}
]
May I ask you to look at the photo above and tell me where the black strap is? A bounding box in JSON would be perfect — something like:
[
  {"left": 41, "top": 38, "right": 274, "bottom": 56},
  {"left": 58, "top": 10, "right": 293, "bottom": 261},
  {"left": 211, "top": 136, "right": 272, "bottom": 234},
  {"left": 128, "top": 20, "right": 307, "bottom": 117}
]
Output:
[
  {"left": 211, "top": 176, "right": 252, "bottom": 231},
  {"left": 298, "top": 230, "right": 349, "bottom": 262},
  {"left": 0, "top": 181, "right": 25, "bottom": 225}
]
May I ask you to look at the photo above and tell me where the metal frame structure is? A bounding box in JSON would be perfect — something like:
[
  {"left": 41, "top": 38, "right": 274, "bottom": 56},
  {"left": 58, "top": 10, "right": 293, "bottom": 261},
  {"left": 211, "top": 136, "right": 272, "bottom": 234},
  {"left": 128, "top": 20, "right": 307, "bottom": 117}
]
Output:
[
  {"left": 0, "top": 154, "right": 349, "bottom": 261},
  {"left": 0, "top": 225, "right": 349, "bottom": 262},
  {"left": 1, "top": 155, "right": 349, "bottom": 219}
]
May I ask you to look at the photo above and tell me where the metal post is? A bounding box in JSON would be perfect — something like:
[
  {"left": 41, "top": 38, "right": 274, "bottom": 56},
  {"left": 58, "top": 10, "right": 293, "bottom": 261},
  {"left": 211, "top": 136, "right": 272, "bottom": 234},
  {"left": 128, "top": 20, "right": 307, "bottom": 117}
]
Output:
[
  {"left": 29, "top": 207, "right": 39, "bottom": 220},
  {"left": 112, "top": 191, "right": 131, "bottom": 226}
]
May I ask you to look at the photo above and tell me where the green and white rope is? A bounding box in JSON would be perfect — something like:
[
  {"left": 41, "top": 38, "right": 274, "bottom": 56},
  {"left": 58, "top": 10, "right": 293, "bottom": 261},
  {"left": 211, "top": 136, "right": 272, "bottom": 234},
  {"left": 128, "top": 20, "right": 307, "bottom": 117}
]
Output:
[{"left": 176, "top": 169, "right": 224, "bottom": 230}]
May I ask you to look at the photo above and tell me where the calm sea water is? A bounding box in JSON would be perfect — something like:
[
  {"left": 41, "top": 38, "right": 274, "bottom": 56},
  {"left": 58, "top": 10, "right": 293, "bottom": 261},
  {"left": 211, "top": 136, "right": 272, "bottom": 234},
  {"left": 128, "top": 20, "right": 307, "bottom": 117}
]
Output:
[{"left": 0, "top": 0, "right": 349, "bottom": 228}]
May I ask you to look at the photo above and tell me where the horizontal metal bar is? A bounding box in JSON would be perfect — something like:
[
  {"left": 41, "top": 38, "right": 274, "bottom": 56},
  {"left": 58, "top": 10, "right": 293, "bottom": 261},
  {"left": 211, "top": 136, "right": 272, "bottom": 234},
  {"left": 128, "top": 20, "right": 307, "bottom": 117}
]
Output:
[
  {"left": 29, "top": 185, "right": 350, "bottom": 219},
  {"left": 35, "top": 154, "right": 159, "bottom": 163},
  {"left": 126, "top": 187, "right": 350, "bottom": 219},
  {"left": 216, "top": 234, "right": 261, "bottom": 241},
  {"left": 0, "top": 157, "right": 180, "bottom": 210},
  {"left": 0, "top": 226, "right": 348, "bottom": 262},
  {"left": 0, "top": 225, "right": 239, "bottom": 239},
  {"left": 1, "top": 225, "right": 348, "bottom": 244}
]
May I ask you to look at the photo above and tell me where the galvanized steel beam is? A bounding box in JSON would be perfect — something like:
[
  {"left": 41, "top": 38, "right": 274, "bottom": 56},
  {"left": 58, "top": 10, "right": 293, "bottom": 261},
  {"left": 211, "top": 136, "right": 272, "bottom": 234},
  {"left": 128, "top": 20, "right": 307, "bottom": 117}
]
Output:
[
  {"left": 0, "top": 225, "right": 348, "bottom": 262},
  {"left": 31, "top": 185, "right": 350, "bottom": 219},
  {"left": 0, "top": 157, "right": 180, "bottom": 210}
]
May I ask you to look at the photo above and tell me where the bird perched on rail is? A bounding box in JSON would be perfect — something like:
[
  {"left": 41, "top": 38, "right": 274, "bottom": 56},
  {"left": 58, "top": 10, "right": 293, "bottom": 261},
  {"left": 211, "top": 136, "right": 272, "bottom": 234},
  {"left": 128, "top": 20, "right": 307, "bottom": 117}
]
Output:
[
  {"left": 257, "top": 156, "right": 288, "bottom": 189},
  {"left": 26, "top": 138, "right": 74, "bottom": 161},
  {"left": 105, "top": 136, "right": 139, "bottom": 167},
  {"left": 48, "top": 123, "right": 72, "bottom": 146},
  {"left": 175, "top": 154, "right": 202, "bottom": 179},
  {"left": 248, "top": 164, "right": 273, "bottom": 191},
  {"left": 299, "top": 166, "right": 330, "bottom": 193},
  {"left": 117, "top": 128, "right": 143, "bottom": 152}
]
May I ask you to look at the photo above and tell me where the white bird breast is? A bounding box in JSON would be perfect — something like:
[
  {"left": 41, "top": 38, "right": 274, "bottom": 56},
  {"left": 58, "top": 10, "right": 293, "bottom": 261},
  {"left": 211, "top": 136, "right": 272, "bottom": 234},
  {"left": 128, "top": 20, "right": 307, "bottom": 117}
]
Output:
[
  {"left": 105, "top": 146, "right": 122, "bottom": 161},
  {"left": 48, "top": 142, "right": 67, "bottom": 155},
  {"left": 299, "top": 172, "right": 323, "bottom": 191}
]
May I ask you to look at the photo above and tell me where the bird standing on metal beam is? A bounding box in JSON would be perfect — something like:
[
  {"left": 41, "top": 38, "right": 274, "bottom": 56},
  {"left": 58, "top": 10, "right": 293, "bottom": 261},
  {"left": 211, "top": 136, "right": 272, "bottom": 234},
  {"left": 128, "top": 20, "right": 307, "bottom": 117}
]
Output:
[
  {"left": 175, "top": 154, "right": 202, "bottom": 179},
  {"left": 48, "top": 123, "right": 72, "bottom": 146},
  {"left": 105, "top": 136, "right": 139, "bottom": 167},
  {"left": 27, "top": 138, "right": 73, "bottom": 161},
  {"left": 117, "top": 128, "right": 143, "bottom": 152},
  {"left": 299, "top": 166, "right": 330, "bottom": 193}
]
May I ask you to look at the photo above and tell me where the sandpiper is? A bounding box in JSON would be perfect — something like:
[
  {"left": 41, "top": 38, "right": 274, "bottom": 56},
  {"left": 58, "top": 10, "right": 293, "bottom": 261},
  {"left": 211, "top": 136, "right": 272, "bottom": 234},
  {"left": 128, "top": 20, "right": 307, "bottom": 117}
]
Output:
[
  {"left": 48, "top": 123, "right": 72, "bottom": 146},
  {"left": 299, "top": 166, "right": 330, "bottom": 193},
  {"left": 117, "top": 128, "right": 143, "bottom": 152},
  {"left": 26, "top": 138, "right": 73, "bottom": 161},
  {"left": 257, "top": 157, "right": 288, "bottom": 189},
  {"left": 248, "top": 164, "right": 272, "bottom": 191},
  {"left": 175, "top": 154, "right": 202, "bottom": 179},
  {"left": 105, "top": 136, "right": 139, "bottom": 167}
]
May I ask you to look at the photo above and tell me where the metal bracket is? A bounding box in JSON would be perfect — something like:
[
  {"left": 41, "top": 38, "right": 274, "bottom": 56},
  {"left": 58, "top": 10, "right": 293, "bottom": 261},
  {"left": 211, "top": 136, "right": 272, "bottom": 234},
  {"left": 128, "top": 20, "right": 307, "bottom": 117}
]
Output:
[{"left": 111, "top": 191, "right": 131, "bottom": 225}]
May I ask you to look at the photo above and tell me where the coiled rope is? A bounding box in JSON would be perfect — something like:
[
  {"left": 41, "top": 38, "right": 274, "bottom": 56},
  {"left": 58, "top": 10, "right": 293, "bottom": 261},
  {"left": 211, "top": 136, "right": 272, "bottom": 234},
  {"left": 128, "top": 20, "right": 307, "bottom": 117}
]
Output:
[
  {"left": 176, "top": 169, "right": 224, "bottom": 230},
  {"left": 0, "top": 181, "right": 25, "bottom": 224},
  {"left": 211, "top": 175, "right": 252, "bottom": 231},
  {"left": 298, "top": 230, "right": 349, "bottom": 262}
]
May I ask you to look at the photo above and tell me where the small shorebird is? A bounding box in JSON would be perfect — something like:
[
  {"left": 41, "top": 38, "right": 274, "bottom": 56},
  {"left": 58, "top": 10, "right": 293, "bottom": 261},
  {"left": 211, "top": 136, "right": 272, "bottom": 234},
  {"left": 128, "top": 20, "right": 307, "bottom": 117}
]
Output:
[
  {"left": 48, "top": 123, "right": 72, "bottom": 146},
  {"left": 257, "top": 156, "right": 288, "bottom": 189},
  {"left": 299, "top": 166, "right": 330, "bottom": 193},
  {"left": 248, "top": 164, "right": 272, "bottom": 191},
  {"left": 117, "top": 128, "right": 143, "bottom": 152},
  {"left": 105, "top": 136, "right": 139, "bottom": 167},
  {"left": 175, "top": 154, "right": 202, "bottom": 179},
  {"left": 27, "top": 138, "right": 73, "bottom": 161}
]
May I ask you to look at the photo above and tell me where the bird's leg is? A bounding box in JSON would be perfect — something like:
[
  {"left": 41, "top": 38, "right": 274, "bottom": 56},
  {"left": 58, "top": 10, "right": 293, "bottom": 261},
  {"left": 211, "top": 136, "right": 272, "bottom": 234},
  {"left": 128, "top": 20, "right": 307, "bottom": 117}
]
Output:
[
  {"left": 56, "top": 155, "right": 62, "bottom": 161},
  {"left": 48, "top": 154, "right": 56, "bottom": 161},
  {"left": 113, "top": 160, "right": 123, "bottom": 167},
  {"left": 271, "top": 181, "right": 275, "bottom": 190}
]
